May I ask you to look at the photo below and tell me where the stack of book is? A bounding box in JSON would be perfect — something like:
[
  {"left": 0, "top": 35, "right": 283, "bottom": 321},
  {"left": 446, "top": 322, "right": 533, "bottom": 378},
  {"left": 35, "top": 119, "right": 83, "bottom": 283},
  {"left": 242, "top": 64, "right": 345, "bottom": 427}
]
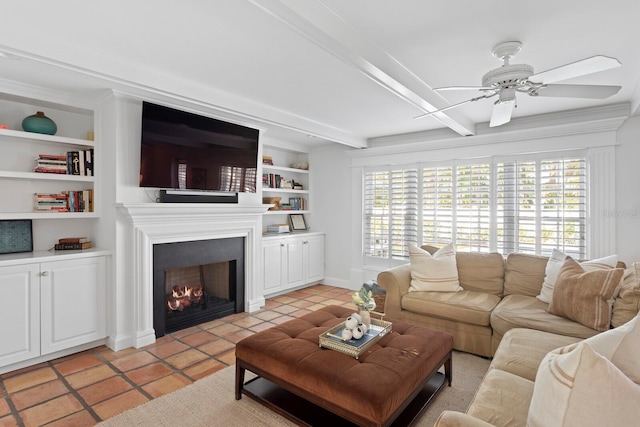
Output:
[
  {"left": 262, "top": 155, "right": 273, "bottom": 165},
  {"left": 34, "top": 154, "right": 68, "bottom": 174},
  {"left": 34, "top": 193, "right": 69, "bottom": 212},
  {"left": 33, "top": 149, "right": 94, "bottom": 176},
  {"left": 55, "top": 237, "right": 92, "bottom": 250},
  {"left": 267, "top": 224, "right": 290, "bottom": 233}
]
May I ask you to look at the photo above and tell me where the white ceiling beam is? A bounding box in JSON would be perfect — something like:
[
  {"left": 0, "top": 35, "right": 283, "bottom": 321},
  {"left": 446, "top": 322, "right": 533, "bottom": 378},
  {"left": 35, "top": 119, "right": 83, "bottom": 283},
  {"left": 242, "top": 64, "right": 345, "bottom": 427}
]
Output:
[{"left": 249, "top": 0, "right": 476, "bottom": 136}]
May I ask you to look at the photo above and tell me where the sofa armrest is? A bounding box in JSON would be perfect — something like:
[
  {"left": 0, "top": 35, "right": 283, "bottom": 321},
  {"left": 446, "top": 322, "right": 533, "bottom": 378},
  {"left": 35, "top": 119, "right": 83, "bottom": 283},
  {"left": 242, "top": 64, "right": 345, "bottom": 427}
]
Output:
[
  {"left": 434, "top": 411, "right": 497, "bottom": 427},
  {"left": 376, "top": 263, "right": 412, "bottom": 319}
]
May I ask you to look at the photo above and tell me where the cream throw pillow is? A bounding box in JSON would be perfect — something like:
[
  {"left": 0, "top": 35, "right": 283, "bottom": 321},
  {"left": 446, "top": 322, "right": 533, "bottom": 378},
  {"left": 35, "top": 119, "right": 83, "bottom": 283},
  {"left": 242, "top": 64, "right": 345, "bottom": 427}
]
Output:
[
  {"left": 528, "top": 341, "right": 640, "bottom": 427},
  {"left": 612, "top": 262, "right": 640, "bottom": 328},
  {"left": 537, "top": 248, "right": 619, "bottom": 304},
  {"left": 548, "top": 257, "right": 624, "bottom": 331},
  {"left": 408, "top": 243, "right": 462, "bottom": 292}
]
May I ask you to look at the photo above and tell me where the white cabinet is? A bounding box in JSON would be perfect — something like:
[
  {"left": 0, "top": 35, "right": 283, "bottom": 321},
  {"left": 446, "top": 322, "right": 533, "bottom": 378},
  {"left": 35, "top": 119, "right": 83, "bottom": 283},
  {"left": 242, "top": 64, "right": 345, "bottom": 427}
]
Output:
[
  {"left": 262, "top": 233, "right": 324, "bottom": 295},
  {"left": 0, "top": 253, "right": 107, "bottom": 369}
]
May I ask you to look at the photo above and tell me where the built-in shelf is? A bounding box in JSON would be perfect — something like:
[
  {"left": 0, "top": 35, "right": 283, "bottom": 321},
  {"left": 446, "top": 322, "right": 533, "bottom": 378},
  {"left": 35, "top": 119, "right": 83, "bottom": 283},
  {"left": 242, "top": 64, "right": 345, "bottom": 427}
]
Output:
[
  {"left": 0, "top": 170, "right": 95, "bottom": 182},
  {"left": 264, "top": 210, "right": 310, "bottom": 215},
  {"left": 263, "top": 165, "right": 309, "bottom": 174},
  {"left": 261, "top": 188, "right": 309, "bottom": 194},
  {"left": 0, "top": 128, "right": 94, "bottom": 147}
]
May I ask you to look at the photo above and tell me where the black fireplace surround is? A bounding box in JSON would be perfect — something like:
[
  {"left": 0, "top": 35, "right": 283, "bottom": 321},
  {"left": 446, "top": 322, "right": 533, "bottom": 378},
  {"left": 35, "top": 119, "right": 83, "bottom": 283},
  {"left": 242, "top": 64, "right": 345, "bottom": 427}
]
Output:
[{"left": 153, "top": 237, "right": 245, "bottom": 337}]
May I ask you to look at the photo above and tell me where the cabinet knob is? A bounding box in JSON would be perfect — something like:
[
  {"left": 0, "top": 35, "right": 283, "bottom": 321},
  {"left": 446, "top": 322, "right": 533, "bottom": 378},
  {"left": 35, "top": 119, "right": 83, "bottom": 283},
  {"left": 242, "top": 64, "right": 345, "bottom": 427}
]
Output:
[
  {"left": 41, "top": 271, "right": 49, "bottom": 276},
  {"left": 280, "top": 243, "right": 285, "bottom": 247},
  {"left": 303, "top": 241, "right": 308, "bottom": 244}
]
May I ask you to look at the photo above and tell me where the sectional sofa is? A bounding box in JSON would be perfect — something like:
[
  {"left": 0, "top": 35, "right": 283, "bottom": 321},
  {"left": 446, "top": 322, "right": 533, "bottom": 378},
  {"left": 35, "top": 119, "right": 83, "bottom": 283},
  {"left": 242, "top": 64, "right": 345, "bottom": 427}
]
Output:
[{"left": 376, "top": 245, "right": 638, "bottom": 357}]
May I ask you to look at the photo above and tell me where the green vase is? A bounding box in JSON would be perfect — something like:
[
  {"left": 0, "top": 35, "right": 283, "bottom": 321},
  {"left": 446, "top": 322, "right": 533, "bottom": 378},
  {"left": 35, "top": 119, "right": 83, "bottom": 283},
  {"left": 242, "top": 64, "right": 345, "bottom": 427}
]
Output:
[{"left": 22, "top": 111, "right": 57, "bottom": 135}]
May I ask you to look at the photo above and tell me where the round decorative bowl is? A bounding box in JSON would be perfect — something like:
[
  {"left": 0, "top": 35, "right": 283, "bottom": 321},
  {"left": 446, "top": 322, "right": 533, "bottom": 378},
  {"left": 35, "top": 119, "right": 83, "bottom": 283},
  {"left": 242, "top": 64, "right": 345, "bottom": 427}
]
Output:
[{"left": 22, "top": 111, "right": 57, "bottom": 135}]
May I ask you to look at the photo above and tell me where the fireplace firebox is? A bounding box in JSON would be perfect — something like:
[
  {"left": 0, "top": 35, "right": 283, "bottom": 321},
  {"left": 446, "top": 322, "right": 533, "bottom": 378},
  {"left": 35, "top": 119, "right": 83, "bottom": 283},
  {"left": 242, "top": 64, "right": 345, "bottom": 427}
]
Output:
[{"left": 153, "top": 237, "right": 245, "bottom": 337}]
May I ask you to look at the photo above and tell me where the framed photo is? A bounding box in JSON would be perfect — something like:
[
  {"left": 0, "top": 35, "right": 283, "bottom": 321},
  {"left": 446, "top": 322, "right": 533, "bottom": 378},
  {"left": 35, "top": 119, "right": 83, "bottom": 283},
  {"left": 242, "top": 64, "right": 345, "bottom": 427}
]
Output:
[
  {"left": 289, "top": 214, "right": 307, "bottom": 231},
  {"left": 0, "top": 219, "right": 33, "bottom": 254}
]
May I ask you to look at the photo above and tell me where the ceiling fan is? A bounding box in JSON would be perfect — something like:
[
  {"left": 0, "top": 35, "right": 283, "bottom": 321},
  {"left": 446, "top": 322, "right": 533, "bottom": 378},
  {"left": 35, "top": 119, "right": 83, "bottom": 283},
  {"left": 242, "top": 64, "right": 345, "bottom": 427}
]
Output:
[{"left": 416, "top": 41, "right": 622, "bottom": 127}]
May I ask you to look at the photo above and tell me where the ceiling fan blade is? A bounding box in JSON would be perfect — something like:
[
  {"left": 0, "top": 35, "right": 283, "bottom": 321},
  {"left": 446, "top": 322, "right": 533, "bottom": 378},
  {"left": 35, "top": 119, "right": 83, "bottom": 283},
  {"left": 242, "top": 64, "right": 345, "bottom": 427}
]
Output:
[
  {"left": 435, "top": 86, "right": 493, "bottom": 92},
  {"left": 414, "top": 93, "right": 497, "bottom": 119},
  {"left": 529, "top": 55, "right": 621, "bottom": 84},
  {"left": 489, "top": 100, "right": 515, "bottom": 127},
  {"left": 534, "top": 84, "right": 621, "bottom": 99}
]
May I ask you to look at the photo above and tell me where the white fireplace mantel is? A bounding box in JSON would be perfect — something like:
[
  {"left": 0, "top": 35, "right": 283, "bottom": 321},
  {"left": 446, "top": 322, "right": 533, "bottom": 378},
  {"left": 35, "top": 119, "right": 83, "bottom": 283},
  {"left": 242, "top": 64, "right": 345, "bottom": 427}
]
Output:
[{"left": 115, "top": 202, "right": 270, "bottom": 348}]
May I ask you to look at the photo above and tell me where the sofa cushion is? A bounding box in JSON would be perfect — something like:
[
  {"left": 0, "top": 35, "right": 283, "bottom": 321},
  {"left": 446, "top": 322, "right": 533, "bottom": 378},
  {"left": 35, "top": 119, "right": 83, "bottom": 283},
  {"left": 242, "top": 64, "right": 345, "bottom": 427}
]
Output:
[
  {"left": 490, "top": 328, "right": 580, "bottom": 382},
  {"left": 466, "top": 369, "right": 534, "bottom": 427},
  {"left": 423, "top": 245, "right": 504, "bottom": 295},
  {"left": 491, "top": 294, "right": 600, "bottom": 340},
  {"left": 503, "top": 252, "right": 548, "bottom": 297},
  {"left": 548, "top": 258, "right": 624, "bottom": 331},
  {"left": 528, "top": 342, "right": 640, "bottom": 427},
  {"left": 612, "top": 262, "right": 640, "bottom": 327},
  {"left": 409, "top": 243, "right": 462, "bottom": 292},
  {"left": 537, "top": 249, "right": 618, "bottom": 304},
  {"left": 402, "top": 290, "right": 501, "bottom": 327}
]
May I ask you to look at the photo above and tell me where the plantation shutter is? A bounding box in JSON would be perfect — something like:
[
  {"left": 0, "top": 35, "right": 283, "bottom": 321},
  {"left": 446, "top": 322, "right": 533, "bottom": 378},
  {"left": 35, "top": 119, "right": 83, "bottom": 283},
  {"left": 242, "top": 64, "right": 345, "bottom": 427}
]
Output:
[
  {"left": 455, "top": 163, "right": 491, "bottom": 252},
  {"left": 364, "top": 167, "right": 418, "bottom": 260},
  {"left": 422, "top": 166, "right": 454, "bottom": 246}
]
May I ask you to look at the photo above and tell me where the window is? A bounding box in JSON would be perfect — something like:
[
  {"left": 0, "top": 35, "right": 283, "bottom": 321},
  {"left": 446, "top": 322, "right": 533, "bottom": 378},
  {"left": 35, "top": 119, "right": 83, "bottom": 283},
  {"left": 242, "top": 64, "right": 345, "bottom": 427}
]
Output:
[
  {"left": 364, "top": 152, "right": 587, "bottom": 262},
  {"left": 220, "top": 166, "right": 257, "bottom": 192}
]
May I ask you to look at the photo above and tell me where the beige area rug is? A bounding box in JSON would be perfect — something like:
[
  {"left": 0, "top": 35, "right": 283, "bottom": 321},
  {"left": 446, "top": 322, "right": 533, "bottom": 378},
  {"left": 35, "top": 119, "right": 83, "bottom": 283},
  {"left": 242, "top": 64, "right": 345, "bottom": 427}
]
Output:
[{"left": 98, "top": 351, "right": 489, "bottom": 427}]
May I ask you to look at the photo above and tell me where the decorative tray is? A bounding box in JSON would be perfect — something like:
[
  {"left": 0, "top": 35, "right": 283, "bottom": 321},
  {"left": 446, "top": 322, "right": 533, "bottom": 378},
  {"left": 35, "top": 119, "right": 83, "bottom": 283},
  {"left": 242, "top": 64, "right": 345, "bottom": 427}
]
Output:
[{"left": 319, "top": 317, "right": 392, "bottom": 359}]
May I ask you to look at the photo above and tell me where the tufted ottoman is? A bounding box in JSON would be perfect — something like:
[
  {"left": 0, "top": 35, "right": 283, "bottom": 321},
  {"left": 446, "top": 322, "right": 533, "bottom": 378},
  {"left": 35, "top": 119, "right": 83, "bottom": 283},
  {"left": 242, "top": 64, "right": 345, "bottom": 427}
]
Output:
[{"left": 235, "top": 305, "right": 453, "bottom": 426}]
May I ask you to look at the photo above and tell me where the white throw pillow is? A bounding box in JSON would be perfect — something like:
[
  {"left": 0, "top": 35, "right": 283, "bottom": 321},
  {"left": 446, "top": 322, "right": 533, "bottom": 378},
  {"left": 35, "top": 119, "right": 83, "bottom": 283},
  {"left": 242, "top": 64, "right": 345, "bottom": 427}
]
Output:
[
  {"left": 408, "top": 243, "right": 462, "bottom": 292},
  {"left": 561, "top": 311, "right": 640, "bottom": 383},
  {"left": 528, "top": 341, "right": 640, "bottom": 427},
  {"left": 536, "top": 248, "right": 619, "bottom": 304}
]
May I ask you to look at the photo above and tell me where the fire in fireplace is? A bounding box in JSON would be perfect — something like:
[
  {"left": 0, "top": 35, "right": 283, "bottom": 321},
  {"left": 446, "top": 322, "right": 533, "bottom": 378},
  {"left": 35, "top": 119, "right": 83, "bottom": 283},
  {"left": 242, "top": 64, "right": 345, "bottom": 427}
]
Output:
[{"left": 153, "top": 237, "right": 245, "bottom": 337}]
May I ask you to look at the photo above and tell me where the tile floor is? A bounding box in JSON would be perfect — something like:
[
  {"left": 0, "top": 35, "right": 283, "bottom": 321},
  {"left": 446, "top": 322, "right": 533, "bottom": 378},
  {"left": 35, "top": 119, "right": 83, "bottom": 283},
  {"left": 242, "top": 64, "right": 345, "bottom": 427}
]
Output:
[{"left": 0, "top": 284, "right": 356, "bottom": 427}]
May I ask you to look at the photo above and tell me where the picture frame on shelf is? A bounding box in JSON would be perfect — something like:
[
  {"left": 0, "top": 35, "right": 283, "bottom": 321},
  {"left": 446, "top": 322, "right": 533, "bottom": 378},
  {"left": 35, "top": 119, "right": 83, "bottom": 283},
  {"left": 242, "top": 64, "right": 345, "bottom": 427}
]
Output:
[
  {"left": 0, "top": 219, "right": 33, "bottom": 254},
  {"left": 289, "top": 213, "right": 307, "bottom": 231}
]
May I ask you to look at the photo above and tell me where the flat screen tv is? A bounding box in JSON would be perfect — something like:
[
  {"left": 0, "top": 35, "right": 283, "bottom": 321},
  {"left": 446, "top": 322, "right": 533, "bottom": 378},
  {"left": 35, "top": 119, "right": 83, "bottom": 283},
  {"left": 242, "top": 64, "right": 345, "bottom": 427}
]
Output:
[{"left": 139, "top": 102, "right": 259, "bottom": 193}]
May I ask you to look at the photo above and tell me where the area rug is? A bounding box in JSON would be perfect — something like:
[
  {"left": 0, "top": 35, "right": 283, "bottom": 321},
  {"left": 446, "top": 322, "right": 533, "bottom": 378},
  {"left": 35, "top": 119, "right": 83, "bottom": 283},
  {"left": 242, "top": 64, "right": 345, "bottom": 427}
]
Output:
[{"left": 98, "top": 351, "right": 489, "bottom": 426}]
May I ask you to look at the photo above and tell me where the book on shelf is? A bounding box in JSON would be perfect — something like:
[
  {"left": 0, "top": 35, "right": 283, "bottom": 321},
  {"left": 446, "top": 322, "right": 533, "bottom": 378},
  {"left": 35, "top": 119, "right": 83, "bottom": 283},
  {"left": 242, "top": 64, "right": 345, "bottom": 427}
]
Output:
[
  {"left": 34, "top": 189, "right": 94, "bottom": 213},
  {"left": 58, "top": 237, "right": 90, "bottom": 244},
  {"left": 267, "top": 224, "right": 290, "bottom": 233},
  {"left": 262, "top": 155, "right": 273, "bottom": 165},
  {"left": 34, "top": 150, "right": 94, "bottom": 176},
  {"left": 54, "top": 241, "right": 92, "bottom": 250}
]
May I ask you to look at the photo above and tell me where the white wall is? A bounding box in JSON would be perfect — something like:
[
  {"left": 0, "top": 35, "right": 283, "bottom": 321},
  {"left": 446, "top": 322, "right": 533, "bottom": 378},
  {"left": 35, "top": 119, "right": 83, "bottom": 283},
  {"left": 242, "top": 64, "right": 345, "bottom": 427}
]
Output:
[{"left": 614, "top": 115, "right": 640, "bottom": 262}]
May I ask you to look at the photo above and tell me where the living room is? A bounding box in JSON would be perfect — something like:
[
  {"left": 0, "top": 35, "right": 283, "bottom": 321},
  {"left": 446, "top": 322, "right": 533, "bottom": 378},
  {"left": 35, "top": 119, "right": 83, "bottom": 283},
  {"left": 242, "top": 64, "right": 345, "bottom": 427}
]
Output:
[{"left": 1, "top": 1, "right": 640, "bottom": 426}]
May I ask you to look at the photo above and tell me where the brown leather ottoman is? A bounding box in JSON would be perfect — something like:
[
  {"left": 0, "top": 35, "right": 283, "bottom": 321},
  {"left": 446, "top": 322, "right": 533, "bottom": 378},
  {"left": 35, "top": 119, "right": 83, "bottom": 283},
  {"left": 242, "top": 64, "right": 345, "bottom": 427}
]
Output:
[{"left": 235, "top": 305, "right": 453, "bottom": 426}]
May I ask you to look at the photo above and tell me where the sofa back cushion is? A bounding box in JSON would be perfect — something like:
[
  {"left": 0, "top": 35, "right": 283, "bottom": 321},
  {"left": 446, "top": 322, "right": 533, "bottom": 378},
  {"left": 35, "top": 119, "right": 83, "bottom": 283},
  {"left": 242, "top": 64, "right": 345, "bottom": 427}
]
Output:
[
  {"left": 422, "top": 245, "right": 504, "bottom": 296},
  {"left": 504, "top": 252, "right": 549, "bottom": 297}
]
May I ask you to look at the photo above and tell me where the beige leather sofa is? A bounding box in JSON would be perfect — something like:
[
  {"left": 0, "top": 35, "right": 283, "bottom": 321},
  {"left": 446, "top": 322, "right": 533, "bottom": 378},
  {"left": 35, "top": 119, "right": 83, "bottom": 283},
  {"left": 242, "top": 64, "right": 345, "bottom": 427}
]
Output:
[{"left": 377, "top": 246, "right": 632, "bottom": 357}]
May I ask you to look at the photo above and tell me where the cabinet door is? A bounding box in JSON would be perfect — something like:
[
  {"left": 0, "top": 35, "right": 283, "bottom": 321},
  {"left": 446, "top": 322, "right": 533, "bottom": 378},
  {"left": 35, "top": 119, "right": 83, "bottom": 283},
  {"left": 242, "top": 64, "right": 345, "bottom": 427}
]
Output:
[
  {"left": 304, "top": 235, "right": 324, "bottom": 283},
  {"left": 284, "top": 238, "right": 305, "bottom": 288},
  {"left": 263, "top": 240, "right": 284, "bottom": 293},
  {"left": 0, "top": 264, "right": 40, "bottom": 367},
  {"left": 40, "top": 257, "right": 106, "bottom": 354}
]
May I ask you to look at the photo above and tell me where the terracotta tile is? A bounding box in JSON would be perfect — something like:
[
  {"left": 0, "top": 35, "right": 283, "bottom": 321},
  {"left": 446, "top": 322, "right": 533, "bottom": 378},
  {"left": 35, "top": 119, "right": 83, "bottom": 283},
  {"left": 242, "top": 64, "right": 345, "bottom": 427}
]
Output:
[
  {"left": 170, "top": 326, "right": 200, "bottom": 338},
  {"left": 19, "top": 394, "right": 83, "bottom": 427},
  {"left": 142, "top": 373, "right": 192, "bottom": 398},
  {"left": 262, "top": 299, "right": 282, "bottom": 309},
  {"left": 231, "top": 316, "right": 263, "bottom": 328},
  {"left": 125, "top": 362, "right": 173, "bottom": 386},
  {"left": 289, "top": 299, "right": 316, "bottom": 308},
  {"left": 0, "top": 362, "right": 49, "bottom": 381},
  {"left": 150, "top": 334, "right": 175, "bottom": 345},
  {"left": 65, "top": 365, "right": 117, "bottom": 390},
  {"left": 223, "top": 312, "right": 248, "bottom": 322},
  {"left": 271, "top": 295, "right": 296, "bottom": 304},
  {"left": 305, "top": 295, "right": 328, "bottom": 303},
  {"left": 0, "top": 399, "right": 10, "bottom": 418},
  {"left": 146, "top": 340, "right": 189, "bottom": 359},
  {"left": 197, "top": 338, "right": 235, "bottom": 356},
  {"left": 165, "top": 349, "right": 208, "bottom": 370},
  {"left": 307, "top": 303, "right": 329, "bottom": 312},
  {"left": 182, "top": 358, "right": 225, "bottom": 381},
  {"left": 110, "top": 351, "right": 158, "bottom": 372},
  {"left": 272, "top": 304, "right": 297, "bottom": 314},
  {"left": 323, "top": 299, "right": 345, "bottom": 307},
  {"left": 179, "top": 330, "right": 216, "bottom": 347},
  {"left": 10, "top": 379, "right": 68, "bottom": 411},
  {"left": 3, "top": 367, "right": 58, "bottom": 394},
  {"left": 198, "top": 318, "right": 226, "bottom": 330},
  {"left": 207, "top": 323, "right": 242, "bottom": 337},
  {"left": 290, "top": 309, "right": 313, "bottom": 318},
  {"left": 45, "top": 410, "right": 97, "bottom": 427},
  {"left": 224, "top": 329, "right": 254, "bottom": 343},
  {"left": 98, "top": 347, "right": 139, "bottom": 362},
  {"left": 248, "top": 321, "right": 276, "bottom": 333},
  {"left": 0, "top": 414, "right": 19, "bottom": 427},
  {"left": 252, "top": 310, "right": 281, "bottom": 321},
  {"left": 215, "top": 349, "right": 236, "bottom": 366},
  {"left": 92, "top": 389, "right": 149, "bottom": 421},
  {"left": 54, "top": 353, "right": 103, "bottom": 376},
  {"left": 270, "top": 315, "right": 296, "bottom": 325},
  {"left": 77, "top": 375, "right": 133, "bottom": 406}
]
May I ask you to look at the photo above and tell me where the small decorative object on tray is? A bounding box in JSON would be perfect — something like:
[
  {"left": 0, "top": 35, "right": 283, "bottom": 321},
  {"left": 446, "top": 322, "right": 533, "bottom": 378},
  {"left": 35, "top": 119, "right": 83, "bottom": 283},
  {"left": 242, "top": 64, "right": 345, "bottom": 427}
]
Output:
[
  {"left": 319, "top": 314, "right": 392, "bottom": 359},
  {"left": 352, "top": 284, "right": 376, "bottom": 328}
]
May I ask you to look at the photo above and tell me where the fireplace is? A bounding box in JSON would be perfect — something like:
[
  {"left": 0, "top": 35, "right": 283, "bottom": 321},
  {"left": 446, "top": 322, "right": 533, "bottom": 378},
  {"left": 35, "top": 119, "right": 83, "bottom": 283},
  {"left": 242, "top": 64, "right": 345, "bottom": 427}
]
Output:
[{"left": 153, "top": 237, "right": 245, "bottom": 336}]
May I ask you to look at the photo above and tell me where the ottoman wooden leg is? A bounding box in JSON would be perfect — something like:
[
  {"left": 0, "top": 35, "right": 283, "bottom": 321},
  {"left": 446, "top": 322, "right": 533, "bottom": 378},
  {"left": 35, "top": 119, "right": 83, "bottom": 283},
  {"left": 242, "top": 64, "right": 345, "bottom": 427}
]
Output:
[
  {"left": 235, "top": 363, "right": 245, "bottom": 400},
  {"left": 444, "top": 351, "right": 452, "bottom": 386}
]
